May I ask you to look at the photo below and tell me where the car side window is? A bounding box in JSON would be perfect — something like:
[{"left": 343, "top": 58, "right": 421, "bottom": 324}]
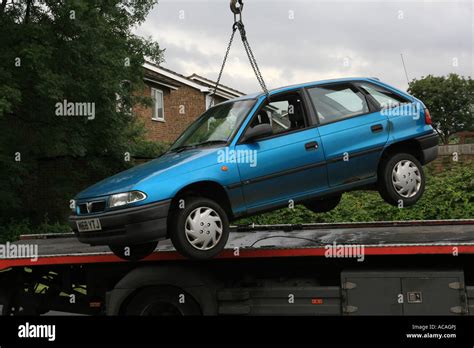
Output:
[
  {"left": 357, "top": 83, "right": 408, "bottom": 109},
  {"left": 248, "top": 93, "right": 307, "bottom": 137},
  {"left": 306, "top": 84, "right": 369, "bottom": 125}
]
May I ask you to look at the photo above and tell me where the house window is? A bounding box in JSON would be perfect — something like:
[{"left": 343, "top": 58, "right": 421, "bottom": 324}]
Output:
[{"left": 151, "top": 88, "right": 164, "bottom": 121}]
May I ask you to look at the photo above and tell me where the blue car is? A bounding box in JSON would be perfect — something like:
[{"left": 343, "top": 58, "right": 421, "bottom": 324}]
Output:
[{"left": 69, "top": 78, "right": 439, "bottom": 260}]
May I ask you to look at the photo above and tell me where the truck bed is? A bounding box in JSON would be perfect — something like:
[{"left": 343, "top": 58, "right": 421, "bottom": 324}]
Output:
[{"left": 1, "top": 219, "right": 474, "bottom": 270}]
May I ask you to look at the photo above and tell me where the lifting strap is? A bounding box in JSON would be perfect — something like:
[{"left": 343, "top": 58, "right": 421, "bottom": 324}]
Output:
[{"left": 210, "top": 0, "right": 269, "bottom": 107}]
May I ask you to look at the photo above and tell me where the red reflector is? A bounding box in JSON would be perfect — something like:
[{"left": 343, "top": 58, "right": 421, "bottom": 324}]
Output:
[
  {"left": 424, "top": 108, "right": 432, "bottom": 125},
  {"left": 311, "top": 298, "right": 323, "bottom": 305}
]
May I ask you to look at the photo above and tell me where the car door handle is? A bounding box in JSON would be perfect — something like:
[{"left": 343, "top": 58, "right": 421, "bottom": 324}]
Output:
[
  {"left": 305, "top": 141, "right": 319, "bottom": 151},
  {"left": 371, "top": 124, "right": 383, "bottom": 133}
]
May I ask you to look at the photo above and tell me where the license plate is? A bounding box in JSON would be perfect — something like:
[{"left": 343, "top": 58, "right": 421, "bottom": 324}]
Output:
[{"left": 76, "top": 218, "right": 102, "bottom": 232}]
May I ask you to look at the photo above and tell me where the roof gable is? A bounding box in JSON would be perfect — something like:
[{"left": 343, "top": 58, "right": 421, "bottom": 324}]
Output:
[{"left": 143, "top": 62, "right": 246, "bottom": 100}]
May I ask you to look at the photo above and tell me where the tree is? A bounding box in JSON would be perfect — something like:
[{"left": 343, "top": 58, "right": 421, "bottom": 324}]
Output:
[
  {"left": 408, "top": 74, "right": 474, "bottom": 144},
  {"left": 0, "top": 0, "right": 164, "bottom": 224}
]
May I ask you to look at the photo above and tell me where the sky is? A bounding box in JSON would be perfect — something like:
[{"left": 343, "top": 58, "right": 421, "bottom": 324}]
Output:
[{"left": 135, "top": 0, "right": 473, "bottom": 94}]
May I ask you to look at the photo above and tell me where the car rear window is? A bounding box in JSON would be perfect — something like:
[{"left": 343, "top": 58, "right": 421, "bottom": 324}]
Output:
[
  {"left": 307, "top": 84, "right": 369, "bottom": 125},
  {"left": 357, "top": 83, "right": 409, "bottom": 109}
]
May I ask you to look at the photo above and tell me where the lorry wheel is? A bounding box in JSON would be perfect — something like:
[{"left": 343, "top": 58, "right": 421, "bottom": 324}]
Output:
[
  {"left": 303, "top": 194, "right": 341, "bottom": 213},
  {"left": 124, "top": 286, "right": 201, "bottom": 316},
  {"left": 169, "top": 197, "right": 229, "bottom": 260},
  {"left": 378, "top": 153, "right": 425, "bottom": 207},
  {"left": 109, "top": 241, "right": 158, "bottom": 261}
]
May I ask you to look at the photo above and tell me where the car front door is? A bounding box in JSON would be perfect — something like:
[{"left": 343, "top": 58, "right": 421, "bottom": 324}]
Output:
[
  {"left": 235, "top": 91, "right": 328, "bottom": 214},
  {"left": 305, "top": 82, "right": 389, "bottom": 187}
]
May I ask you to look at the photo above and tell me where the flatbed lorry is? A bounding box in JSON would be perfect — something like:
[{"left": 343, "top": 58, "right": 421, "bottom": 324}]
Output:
[{"left": 1, "top": 219, "right": 474, "bottom": 316}]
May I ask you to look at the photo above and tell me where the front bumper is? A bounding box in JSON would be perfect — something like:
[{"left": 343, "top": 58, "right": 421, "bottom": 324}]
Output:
[
  {"left": 415, "top": 131, "right": 439, "bottom": 164},
  {"left": 68, "top": 199, "right": 171, "bottom": 246}
]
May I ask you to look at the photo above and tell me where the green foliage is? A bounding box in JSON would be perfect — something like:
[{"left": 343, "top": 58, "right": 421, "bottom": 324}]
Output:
[
  {"left": 408, "top": 74, "right": 474, "bottom": 144},
  {"left": 0, "top": 1, "right": 163, "bottom": 224},
  {"left": 34, "top": 216, "right": 72, "bottom": 235},
  {"left": 130, "top": 140, "right": 169, "bottom": 159},
  {"left": 237, "top": 163, "right": 474, "bottom": 225},
  {"left": 0, "top": 220, "right": 31, "bottom": 243},
  {"left": 122, "top": 117, "right": 169, "bottom": 159},
  {"left": 0, "top": 217, "right": 71, "bottom": 243}
]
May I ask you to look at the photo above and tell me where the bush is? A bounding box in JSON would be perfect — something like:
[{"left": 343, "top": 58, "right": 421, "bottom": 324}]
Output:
[
  {"left": 0, "top": 220, "right": 31, "bottom": 243},
  {"left": 0, "top": 217, "right": 71, "bottom": 243},
  {"left": 130, "top": 140, "right": 169, "bottom": 159}
]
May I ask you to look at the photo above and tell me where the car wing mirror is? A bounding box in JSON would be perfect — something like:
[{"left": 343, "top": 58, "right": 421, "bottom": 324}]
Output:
[{"left": 243, "top": 123, "right": 273, "bottom": 142}]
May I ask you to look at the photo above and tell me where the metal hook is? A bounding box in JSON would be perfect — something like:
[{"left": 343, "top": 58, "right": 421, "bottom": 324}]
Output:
[{"left": 230, "top": 0, "right": 244, "bottom": 15}]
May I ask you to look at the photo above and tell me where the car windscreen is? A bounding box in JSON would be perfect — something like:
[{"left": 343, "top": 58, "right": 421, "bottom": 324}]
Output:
[{"left": 169, "top": 99, "right": 256, "bottom": 151}]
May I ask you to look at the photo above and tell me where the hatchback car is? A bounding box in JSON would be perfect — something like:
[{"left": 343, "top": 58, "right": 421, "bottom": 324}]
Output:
[{"left": 69, "top": 78, "right": 439, "bottom": 260}]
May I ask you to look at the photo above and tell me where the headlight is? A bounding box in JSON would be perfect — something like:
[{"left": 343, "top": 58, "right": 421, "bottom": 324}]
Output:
[{"left": 109, "top": 191, "right": 147, "bottom": 208}]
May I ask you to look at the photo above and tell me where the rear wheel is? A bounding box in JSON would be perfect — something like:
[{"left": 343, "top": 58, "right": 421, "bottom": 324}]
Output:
[
  {"left": 378, "top": 152, "right": 425, "bottom": 207},
  {"left": 169, "top": 197, "right": 229, "bottom": 260},
  {"left": 304, "top": 194, "right": 341, "bottom": 213},
  {"left": 109, "top": 241, "right": 158, "bottom": 261},
  {"left": 124, "top": 286, "right": 201, "bottom": 316}
]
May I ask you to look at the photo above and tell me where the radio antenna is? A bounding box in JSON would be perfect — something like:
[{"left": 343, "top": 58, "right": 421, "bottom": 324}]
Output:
[{"left": 400, "top": 53, "right": 410, "bottom": 85}]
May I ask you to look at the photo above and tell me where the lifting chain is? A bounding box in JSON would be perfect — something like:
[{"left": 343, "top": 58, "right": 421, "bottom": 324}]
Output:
[{"left": 210, "top": 0, "right": 269, "bottom": 107}]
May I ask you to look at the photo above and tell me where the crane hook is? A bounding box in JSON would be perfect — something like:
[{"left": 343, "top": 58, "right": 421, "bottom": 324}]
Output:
[{"left": 230, "top": 0, "right": 243, "bottom": 15}]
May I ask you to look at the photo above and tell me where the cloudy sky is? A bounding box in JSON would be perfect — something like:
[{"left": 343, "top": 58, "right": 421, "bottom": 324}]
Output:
[{"left": 135, "top": 0, "right": 473, "bottom": 94}]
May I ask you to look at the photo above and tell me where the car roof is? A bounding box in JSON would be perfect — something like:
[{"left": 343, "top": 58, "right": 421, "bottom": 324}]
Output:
[{"left": 227, "top": 77, "right": 381, "bottom": 102}]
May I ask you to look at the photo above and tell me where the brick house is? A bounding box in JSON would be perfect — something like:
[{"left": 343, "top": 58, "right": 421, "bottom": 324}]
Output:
[{"left": 135, "top": 62, "right": 245, "bottom": 143}]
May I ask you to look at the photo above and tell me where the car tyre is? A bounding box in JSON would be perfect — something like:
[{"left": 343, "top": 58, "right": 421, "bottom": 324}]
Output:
[
  {"left": 169, "top": 197, "right": 229, "bottom": 260},
  {"left": 378, "top": 152, "right": 425, "bottom": 207}
]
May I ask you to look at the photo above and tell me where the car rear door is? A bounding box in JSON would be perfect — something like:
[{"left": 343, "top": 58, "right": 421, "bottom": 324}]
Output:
[{"left": 305, "top": 82, "right": 389, "bottom": 187}]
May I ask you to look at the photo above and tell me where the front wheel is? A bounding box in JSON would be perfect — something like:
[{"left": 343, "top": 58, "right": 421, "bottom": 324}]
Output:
[
  {"left": 109, "top": 241, "right": 158, "bottom": 261},
  {"left": 378, "top": 153, "right": 425, "bottom": 207},
  {"left": 169, "top": 197, "right": 229, "bottom": 260}
]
